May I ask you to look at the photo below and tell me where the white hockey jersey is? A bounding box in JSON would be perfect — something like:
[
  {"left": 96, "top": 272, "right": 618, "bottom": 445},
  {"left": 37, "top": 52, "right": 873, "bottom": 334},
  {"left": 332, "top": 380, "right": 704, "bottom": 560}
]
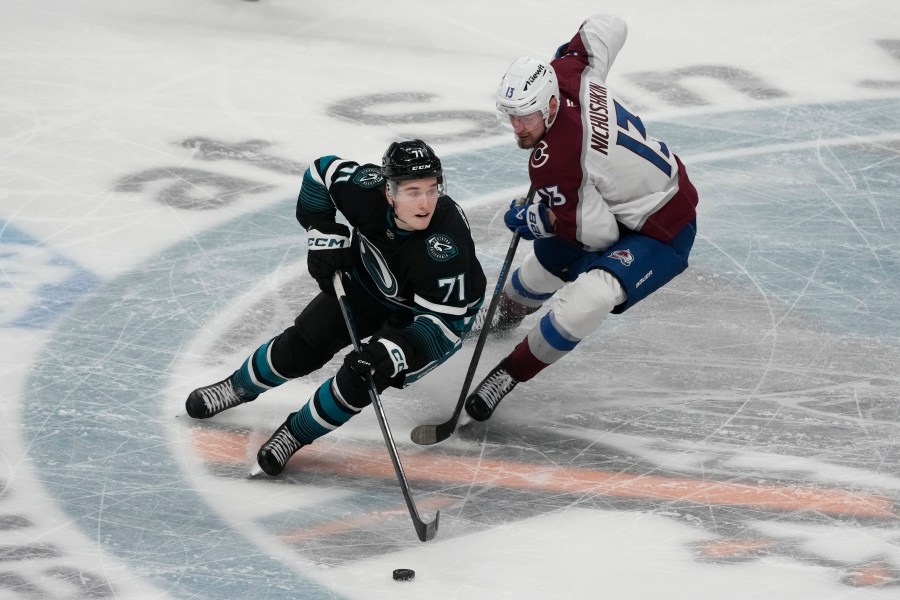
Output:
[{"left": 533, "top": 14, "right": 698, "bottom": 250}]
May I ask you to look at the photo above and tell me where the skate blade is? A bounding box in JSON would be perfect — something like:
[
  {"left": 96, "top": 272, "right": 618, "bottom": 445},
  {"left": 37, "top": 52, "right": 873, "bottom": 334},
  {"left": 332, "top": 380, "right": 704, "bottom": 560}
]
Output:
[
  {"left": 457, "top": 412, "right": 474, "bottom": 429},
  {"left": 247, "top": 462, "right": 264, "bottom": 479}
]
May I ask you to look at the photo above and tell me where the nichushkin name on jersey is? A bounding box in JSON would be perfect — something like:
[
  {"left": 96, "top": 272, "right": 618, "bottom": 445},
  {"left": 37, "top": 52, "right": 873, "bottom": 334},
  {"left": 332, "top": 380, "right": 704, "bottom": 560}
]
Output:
[{"left": 588, "top": 81, "right": 610, "bottom": 155}]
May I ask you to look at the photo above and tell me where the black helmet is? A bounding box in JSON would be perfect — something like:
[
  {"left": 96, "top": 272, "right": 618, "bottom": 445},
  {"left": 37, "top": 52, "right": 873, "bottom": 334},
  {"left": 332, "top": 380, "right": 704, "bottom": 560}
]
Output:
[{"left": 382, "top": 139, "right": 443, "bottom": 183}]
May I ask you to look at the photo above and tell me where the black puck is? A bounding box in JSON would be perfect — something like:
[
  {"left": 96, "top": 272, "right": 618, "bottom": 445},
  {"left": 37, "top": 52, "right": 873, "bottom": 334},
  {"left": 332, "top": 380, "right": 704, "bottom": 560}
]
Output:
[{"left": 392, "top": 568, "right": 415, "bottom": 582}]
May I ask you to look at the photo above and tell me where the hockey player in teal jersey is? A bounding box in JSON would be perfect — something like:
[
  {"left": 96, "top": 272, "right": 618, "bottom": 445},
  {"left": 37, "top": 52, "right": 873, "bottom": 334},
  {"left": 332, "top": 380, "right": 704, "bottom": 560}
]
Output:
[{"left": 186, "top": 140, "right": 485, "bottom": 475}]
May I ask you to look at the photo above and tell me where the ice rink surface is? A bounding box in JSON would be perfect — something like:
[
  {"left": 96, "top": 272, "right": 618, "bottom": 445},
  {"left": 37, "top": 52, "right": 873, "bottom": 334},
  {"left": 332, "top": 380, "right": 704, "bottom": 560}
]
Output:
[{"left": 3, "top": 0, "right": 900, "bottom": 598}]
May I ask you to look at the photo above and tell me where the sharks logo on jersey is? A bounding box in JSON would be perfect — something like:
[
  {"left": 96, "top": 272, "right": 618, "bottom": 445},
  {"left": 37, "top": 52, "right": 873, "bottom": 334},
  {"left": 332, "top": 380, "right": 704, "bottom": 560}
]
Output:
[
  {"left": 426, "top": 234, "right": 458, "bottom": 262},
  {"left": 359, "top": 234, "right": 398, "bottom": 297},
  {"left": 352, "top": 167, "right": 384, "bottom": 189}
]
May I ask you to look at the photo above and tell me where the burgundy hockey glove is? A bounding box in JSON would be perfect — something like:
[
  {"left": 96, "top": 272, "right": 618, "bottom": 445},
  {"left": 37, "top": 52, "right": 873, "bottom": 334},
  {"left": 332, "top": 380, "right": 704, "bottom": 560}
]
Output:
[
  {"left": 344, "top": 339, "right": 408, "bottom": 388},
  {"left": 306, "top": 221, "right": 353, "bottom": 292},
  {"left": 503, "top": 199, "right": 555, "bottom": 240}
]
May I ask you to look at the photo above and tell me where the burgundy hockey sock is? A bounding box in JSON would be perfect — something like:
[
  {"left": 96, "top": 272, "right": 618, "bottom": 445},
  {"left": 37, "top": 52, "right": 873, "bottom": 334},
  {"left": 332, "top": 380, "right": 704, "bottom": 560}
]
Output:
[{"left": 504, "top": 338, "right": 550, "bottom": 382}]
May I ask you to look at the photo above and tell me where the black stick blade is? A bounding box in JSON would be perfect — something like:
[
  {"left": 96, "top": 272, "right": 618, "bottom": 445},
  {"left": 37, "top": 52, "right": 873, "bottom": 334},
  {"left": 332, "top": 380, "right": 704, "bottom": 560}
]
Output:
[
  {"left": 410, "top": 419, "right": 456, "bottom": 446},
  {"left": 414, "top": 510, "right": 440, "bottom": 542}
]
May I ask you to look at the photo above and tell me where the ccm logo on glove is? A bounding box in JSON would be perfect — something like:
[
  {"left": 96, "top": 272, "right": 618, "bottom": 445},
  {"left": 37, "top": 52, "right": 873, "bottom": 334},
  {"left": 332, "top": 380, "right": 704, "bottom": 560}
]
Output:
[
  {"left": 306, "top": 222, "right": 354, "bottom": 292},
  {"left": 308, "top": 235, "right": 349, "bottom": 248},
  {"left": 345, "top": 339, "right": 408, "bottom": 385}
]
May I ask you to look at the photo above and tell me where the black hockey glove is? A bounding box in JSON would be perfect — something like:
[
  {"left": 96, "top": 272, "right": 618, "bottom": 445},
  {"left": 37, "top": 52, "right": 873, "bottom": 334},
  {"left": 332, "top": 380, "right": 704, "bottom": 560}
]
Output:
[
  {"left": 344, "top": 339, "right": 408, "bottom": 388},
  {"left": 306, "top": 221, "right": 353, "bottom": 293}
]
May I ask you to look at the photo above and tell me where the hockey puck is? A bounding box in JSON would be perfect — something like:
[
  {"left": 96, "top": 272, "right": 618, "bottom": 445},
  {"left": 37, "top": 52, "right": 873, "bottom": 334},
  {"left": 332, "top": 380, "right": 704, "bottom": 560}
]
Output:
[{"left": 392, "top": 568, "right": 415, "bottom": 582}]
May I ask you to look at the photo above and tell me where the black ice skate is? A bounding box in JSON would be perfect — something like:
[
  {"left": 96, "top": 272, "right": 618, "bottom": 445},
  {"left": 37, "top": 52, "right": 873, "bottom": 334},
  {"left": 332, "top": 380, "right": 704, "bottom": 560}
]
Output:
[
  {"left": 256, "top": 414, "right": 305, "bottom": 476},
  {"left": 467, "top": 292, "right": 538, "bottom": 339},
  {"left": 185, "top": 377, "right": 258, "bottom": 419},
  {"left": 464, "top": 362, "right": 519, "bottom": 422}
]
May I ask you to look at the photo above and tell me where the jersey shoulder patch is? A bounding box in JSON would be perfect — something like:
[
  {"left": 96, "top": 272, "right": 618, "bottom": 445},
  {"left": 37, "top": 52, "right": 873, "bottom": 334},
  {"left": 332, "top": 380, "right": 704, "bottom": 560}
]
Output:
[
  {"left": 351, "top": 166, "right": 384, "bottom": 189},
  {"left": 425, "top": 233, "right": 458, "bottom": 262}
]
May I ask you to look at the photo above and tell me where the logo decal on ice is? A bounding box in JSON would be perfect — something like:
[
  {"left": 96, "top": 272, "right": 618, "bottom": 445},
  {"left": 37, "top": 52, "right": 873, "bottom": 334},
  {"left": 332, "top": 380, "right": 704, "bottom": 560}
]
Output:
[
  {"left": 609, "top": 249, "right": 634, "bottom": 266},
  {"left": 27, "top": 93, "right": 900, "bottom": 594},
  {"left": 530, "top": 141, "right": 550, "bottom": 169},
  {"left": 426, "top": 234, "right": 457, "bottom": 262},
  {"left": 0, "top": 221, "right": 99, "bottom": 329}
]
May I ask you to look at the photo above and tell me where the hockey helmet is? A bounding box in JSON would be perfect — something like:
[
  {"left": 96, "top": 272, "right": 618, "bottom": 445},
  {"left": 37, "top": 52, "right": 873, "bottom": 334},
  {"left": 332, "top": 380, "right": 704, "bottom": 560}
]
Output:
[
  {"left": 496, "top": 57, "right": 559, "bottom": 129},
  {"left": 382, "top": 139, "right": 443, "bottom": 184}
]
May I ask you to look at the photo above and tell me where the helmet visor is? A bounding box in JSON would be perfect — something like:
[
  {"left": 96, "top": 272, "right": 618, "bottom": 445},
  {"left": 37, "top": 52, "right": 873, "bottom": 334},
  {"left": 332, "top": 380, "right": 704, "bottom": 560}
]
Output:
[
  {"left": 495, "top": 106, "right": 546, "bottom": 133},
  {"left": 387, "top": 175, "right": 446, "bottom": 199}
]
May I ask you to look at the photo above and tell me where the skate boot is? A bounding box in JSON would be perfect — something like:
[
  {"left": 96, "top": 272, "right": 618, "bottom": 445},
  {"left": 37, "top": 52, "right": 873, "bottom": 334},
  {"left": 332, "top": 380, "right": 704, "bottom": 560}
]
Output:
[
  {"left": 256, "top": 414, "right": 305, "bottom": 476},
  {"left": 464, "top": 362, "right": 519, "bottom": 422},
  {"left": 185, "top": 376, "right": 258, "bottom": 419},
  {"left": 468, "top": 292, "right": 538, "bottom": 339}
]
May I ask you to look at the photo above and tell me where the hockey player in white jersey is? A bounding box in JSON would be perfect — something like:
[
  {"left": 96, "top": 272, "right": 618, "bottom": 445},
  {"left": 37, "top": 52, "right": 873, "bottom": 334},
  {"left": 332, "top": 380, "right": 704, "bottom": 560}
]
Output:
[{"left": 465, "top": 14, "right": 699, "bottom": 421}]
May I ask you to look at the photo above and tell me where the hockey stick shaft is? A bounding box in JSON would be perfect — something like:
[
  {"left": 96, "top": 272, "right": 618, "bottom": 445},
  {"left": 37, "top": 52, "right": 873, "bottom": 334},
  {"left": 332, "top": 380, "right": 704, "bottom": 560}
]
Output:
[
  {"left": 332, "top": 271, "right": 439, "bottom": 542},
  {"left": 409, "top": 186, "right": 537, "bottom": 446}
]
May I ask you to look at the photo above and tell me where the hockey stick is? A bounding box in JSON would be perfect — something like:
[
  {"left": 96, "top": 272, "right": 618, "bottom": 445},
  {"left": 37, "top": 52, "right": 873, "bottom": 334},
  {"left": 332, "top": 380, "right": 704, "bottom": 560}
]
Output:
[
  {"left": 332, "top": 271, "right": 439, "bottom": 542},
  {"left": 410, "top": 186, "right": 537, "bottom": 446}
]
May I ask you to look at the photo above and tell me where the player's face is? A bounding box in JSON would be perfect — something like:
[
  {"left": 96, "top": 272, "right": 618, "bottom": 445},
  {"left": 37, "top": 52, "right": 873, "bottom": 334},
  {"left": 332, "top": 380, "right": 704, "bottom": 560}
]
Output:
[
  {"left": 388, "top": 178, "right": 440, "bottom": 231},
  {"left": 508, "top": 111, "right": 546, "bottom": 149}
]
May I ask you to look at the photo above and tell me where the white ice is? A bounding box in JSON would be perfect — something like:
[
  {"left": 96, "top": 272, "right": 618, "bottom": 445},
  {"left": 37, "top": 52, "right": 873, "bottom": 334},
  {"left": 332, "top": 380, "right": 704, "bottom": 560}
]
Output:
[{"left": 3, "top": 0, "right": 900, "bottom": 598}]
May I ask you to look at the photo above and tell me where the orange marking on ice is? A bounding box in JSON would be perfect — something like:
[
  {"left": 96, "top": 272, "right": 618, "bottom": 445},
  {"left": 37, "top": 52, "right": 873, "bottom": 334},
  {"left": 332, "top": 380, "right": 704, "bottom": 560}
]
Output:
[
  {"left": 192, "top": 429, "right": 898, "bottom": 519},
  {"left": 846, "top": 562, "right": 897, "bottom": 587},
  {"left": 192, "top": 427, "right": 250, "bottom": 462},
  {"left": 698, "top": 538, "right": 776, "bottom": 558},
  {"left": 279, "top": 496, "right": 453, "bottom": 542}
]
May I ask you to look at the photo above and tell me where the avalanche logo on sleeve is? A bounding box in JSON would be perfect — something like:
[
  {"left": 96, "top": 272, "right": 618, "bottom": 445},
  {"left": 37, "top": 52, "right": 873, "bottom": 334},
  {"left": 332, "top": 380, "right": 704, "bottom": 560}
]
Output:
[
  {"left": 530, "top": 141, "right": 550, "bottom": 168},
  {"left": 426, "top": 234, "right": 458, "bottom": 262},
  {"left": 609, "top": 249, "right": 634, "bottom": 266}
]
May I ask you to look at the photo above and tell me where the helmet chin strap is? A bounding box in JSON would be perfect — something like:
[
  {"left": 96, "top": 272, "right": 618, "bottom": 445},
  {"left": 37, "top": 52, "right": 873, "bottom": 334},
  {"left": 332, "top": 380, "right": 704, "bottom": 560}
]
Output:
[
  {"left": 386, "top": 187, "right": 414, "bottom": 231},
  {"left": 393, "top": 210, "right": 415, "bottom": 231}
]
